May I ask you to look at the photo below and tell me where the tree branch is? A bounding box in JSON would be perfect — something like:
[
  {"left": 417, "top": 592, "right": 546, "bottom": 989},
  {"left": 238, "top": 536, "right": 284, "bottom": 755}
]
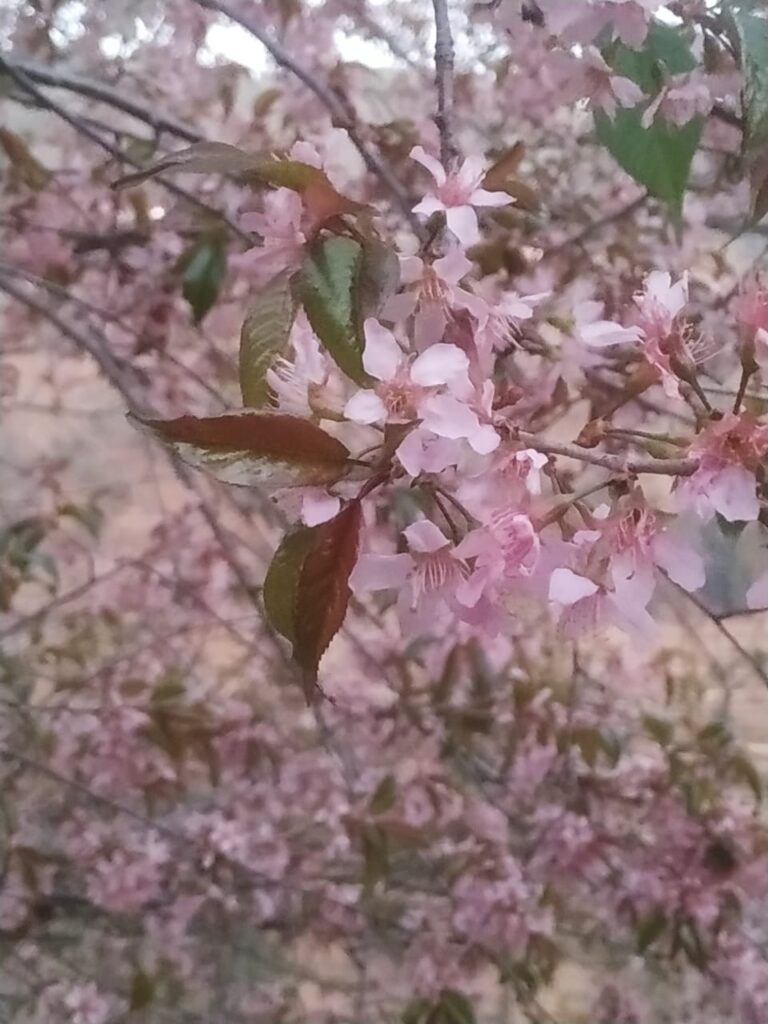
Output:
[
  {"left": 0, "top": 56, "right": 249, "bottom": 243},
  {"left": 515, "top": 431, "right": 698, "bottom": 477},
  {"left": 1, "top": 58, "right": 204, "bottom": 144},
  {"left": 190, "top": 0, "right": 424, "bottom": 237},
  {"left": 430, "top": 0, "right": 458, "bottom": 168}
]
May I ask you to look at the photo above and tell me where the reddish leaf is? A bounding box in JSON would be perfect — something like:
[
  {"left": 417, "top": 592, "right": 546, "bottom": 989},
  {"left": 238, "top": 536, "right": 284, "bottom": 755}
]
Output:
[
  {"left": 294, "top": 500, "right": 363, "bottom": 692},
  {"left": 129, "top": 411, "right": 351, "bottom": 488},
  {"left": 482, "top": 141, "right": 525, "bottom": 191}
]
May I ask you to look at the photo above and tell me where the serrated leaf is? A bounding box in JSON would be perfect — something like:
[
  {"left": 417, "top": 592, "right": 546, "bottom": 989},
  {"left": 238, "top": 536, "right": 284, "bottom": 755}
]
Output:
[
  {"left": 262, "top": 527, "right": 315, "bottom": 644},
  {"left": 240, "top": 271, "right": 297, "bottom": 407},
  {"left": 596, "top": 23, "right": 702, "bottom": 212},
  {"left": 181, "top": 239, "right": 227, "bottom": 324},
  {"left": 294, "top": 499, "right": 363, "bottom": 688},
  {"left": 728, "top": 5, "right": 768, "bottom": 215},
  {"left": 129, "top": 411, "right": 351, "bottom": 488},
  {"left": 729, "top": 5, "right": 768, "bottom": 156},
  {"left": 300, "top": 236, "right": 370, "bottom": 385}
]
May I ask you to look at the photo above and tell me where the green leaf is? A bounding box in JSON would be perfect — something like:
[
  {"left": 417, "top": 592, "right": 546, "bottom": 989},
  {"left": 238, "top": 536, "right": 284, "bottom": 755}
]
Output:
[
  {"left": 402, "top": 999, "right": 430, "bottom": 1024},
  {"left": 129, "top": 411, "right": 352, "bottom": 489},
  {"left": 181, "top": 238, "right": 227, "bottom": 324},
  {"left": 369, "top": 774, "right": 397, "bottom": 814},
  {"left": 361, "top": 823, "right": 390, "bottom": 895},
  {"left": 596, "top": 23, "right": 702, "bottom": 212},
  {"left": 262, "top": 527, "right": 316, "bottom": 645},
  {"left": 300, "top": 236, "right": 370, "bottom": 385},
  {"left": 438, "top": 991, "right": 476, "bottom": 1024},
  {"left": 636, "top": 908, "right": 667, "bottom": 953},
  {"left": 728, "top": 4, "right": 768, "bottom": 215},
  {"left": 729, "top": 5, "right": 768, "bottom": 155},
  {"left": 240, "top": 270, "right": 297, "bottom": 407},
  {"left": 129, "top": 970, "right": 155, "bottom": 1011}
]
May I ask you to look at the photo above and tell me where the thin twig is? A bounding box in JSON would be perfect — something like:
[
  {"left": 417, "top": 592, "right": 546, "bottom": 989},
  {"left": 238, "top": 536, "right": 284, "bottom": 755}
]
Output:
[
  {"left": 2, "top": 58, "right": 203, "bottom": 143},
  {"left": 0, "top": 56, "right": 249, "bottom": 242},
  {"left": 430, "top": 0, "right": 458, "bottom": 168},
  {"left": 190, "top": 0, "right": 423, "bottom": 236},
  {"left": 515, "top": 430, "right": 698, "bottom": 477}
]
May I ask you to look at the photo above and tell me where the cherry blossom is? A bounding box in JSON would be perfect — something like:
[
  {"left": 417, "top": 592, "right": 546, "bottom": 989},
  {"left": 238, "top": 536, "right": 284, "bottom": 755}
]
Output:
[{"left": 410, "top": 146, "right": 513, "bottom": 247}]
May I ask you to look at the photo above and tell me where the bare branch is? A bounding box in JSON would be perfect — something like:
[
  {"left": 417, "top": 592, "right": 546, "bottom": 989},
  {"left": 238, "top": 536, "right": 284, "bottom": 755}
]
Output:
[
  {"left": 515, "top": 430, "right": 699, "bottom": 477},
  {"left": 190, "top": 0, "right": 424, "bottom": 237},
  {"left": 431, "top": 0, "right": 458, "bottom": 168},
  {"left": 1, "top": 57, "right": 204, "bottom": 144},
  {"left": 0, "top": 56, "right": 249, "bottom": 242}
]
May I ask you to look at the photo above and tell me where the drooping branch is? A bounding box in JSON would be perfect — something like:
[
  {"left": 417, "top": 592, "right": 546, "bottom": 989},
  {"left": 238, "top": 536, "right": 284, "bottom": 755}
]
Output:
[
  {"left": 189, "top": 0, "right": 424, "bottom": 237},
  {"left": 1, "top": 58, "right": 204, "bottom": 144},
  {"left": 0, "top": 56, "right": 249, "bottom": 243},
  {"left": 430, "top": 0, "right": 458, "bottom": 169}
]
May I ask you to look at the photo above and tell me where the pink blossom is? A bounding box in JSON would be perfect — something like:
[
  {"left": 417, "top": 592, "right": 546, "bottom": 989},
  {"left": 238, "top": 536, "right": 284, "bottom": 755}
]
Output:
[
  {"left": 344, "top": 318, "right": 472, "bottom": 425},
  {"left": 641, "top": 72, "right": 714, "bottom": 129},
  {"left": 678, "top": 413, "right": 768, "bottom": 522},
  {"left": 387, "top": 246, "right": 488, "bottom": 348},
  {"left": 350, "top": 519, "right": 467, "bottom": 618},
  {"left": 734, "top": 274, "right": 768, "bottom": 370},
  {"left": 232, "top": 188, "right": 306, "bottom": 285},
  {"left": 410, "top": 145, "right": 513, "bottom": 246}
]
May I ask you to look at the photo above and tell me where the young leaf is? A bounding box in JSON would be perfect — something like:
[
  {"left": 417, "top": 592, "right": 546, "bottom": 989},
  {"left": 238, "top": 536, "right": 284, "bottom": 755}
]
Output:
[
  {"left": 240, "top": 270, "right": 297, "bottom": 407},
  {"left": 129, "top": 411, "right": 351, "bottom": 488},
  {"left": 111, "top": 141, "right": 263, "bottom": 189},
  {"left": 294, "top": 499, "right": 363, "bottom": 687},
  {"left": 301, "top": 236, "right": 370, "bottom": 385},
  {"left": 0, "top": 128, "right": 50, "bottom": 190},
  {"left": 262, "top": 526, "right": 316, "bottom": 644},
  {"left": 181, "top": 238, "right": 227, "bottom": 324},
  {"left": 595, "top": 23, "right": 702, "bottom": 213}
]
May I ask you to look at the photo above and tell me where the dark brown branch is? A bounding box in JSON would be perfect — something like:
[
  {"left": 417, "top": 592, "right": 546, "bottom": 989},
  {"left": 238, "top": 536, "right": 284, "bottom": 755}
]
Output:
[
  {"left": 515, "top": 430, "right": 698, "bottom": 477},
  {"left": 2, "top": 58, "right": 204, "bottom": 143},
  {"left": 431, "top": 0, "right": 458, "bottom": 168},
  {"left": 0, "top": 56, "right": 249, "bottom": 243}
]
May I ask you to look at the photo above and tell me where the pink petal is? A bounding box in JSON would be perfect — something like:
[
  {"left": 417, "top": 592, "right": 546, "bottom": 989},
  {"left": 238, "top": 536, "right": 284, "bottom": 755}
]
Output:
[
  {"left": 410, "top": 343, "right": 470, "bottom": 386},
  {"left": 349, "top": 553, "right": 413, "bottom": 594},
  {"left": 404, "top": 519, "right": 450, "bottom": 553},
  {"left": 469, "top": 187, "right": 514, "bottom": 208},
  {"left": 420, "top": 394, "right": 482, "bottom": 440},
  {"left": 468, "top": 423, "right": 501, "bottom": 455},
  {"left": 580, "top": 320, "right": 642, "bottom": 347},
  {"left": 301, "top": 491, "right": 341, "bottom": 526},
  {"left": 549, "top": 568, "right": 599, "bottom": 606},
  {"left": 413, "top": 195, "right": 446, "bottom": 217},
  {"left": 344, "top": 389, "right": 387, "bottom": 424},
  {"left": 434, "top": 247, "right": 472, "bottom": 285},
  {"left": 410, "top": 145, "right": 447, "bottom": 187},
  {"left": 652, "top": 529, "right": 705, "bottom": 592},
  {"left": 362, "top": 318, "right": 403, "bottom": 380},
  {"left": 710, "top": 465, "right": 759, "bottom": 522},
  {"left": 445, "top": 205, "right": 480, "bottom": 247}
]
